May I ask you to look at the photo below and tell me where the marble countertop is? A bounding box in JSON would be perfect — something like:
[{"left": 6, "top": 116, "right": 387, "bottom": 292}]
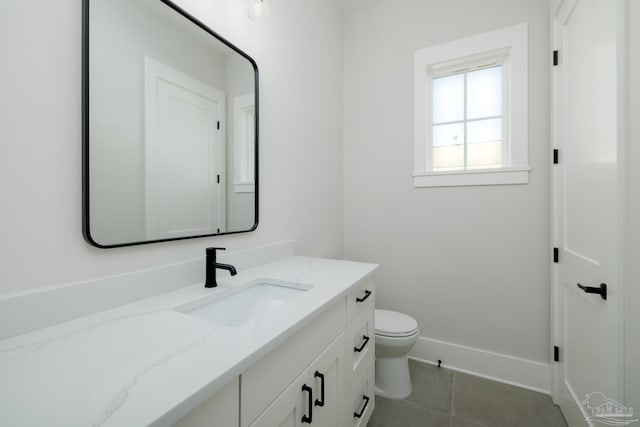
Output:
[{"left": 0, "top": 256, "right": 378, "bottom": 427}]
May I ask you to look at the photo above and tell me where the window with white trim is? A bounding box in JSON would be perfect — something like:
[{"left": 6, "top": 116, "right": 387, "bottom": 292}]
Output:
[
  {"left": 414, "top": 23, "right": 529, "bottom": 187},
  {"left": 233, "top": 93, "right": 256, "bottom": 193}
]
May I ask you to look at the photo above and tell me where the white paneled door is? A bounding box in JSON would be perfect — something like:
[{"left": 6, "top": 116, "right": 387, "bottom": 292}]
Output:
[
  {"left": 551, "top": 0, "right": 626, "bottom": 426},
  {"left": 144, "top": 57, "right": 226, "bottom": 239}
]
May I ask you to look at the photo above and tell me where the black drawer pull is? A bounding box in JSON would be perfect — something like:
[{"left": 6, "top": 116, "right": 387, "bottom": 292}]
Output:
[
  {"left": 577, "top": 283, "right": 607, "bottom": 300},
  {"left": 354, "top": 335, "right": 370, "bottom": 353},
  {"left": 354, "top": 394, "right": 370, "bottom": 418},
  {"left": 314, "top": 371, "right": 325, "bottom": 407},
  {"left": 301, "top": 384, "right": 313, "bottom": 424},
  {"left": 356, "top": 289, "right": 372, "bottom": 303}
]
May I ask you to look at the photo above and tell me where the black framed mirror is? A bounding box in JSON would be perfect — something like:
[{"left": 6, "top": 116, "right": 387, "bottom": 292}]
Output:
[{"left": 82, "top": 0, "right": 258, "bottom": 248}]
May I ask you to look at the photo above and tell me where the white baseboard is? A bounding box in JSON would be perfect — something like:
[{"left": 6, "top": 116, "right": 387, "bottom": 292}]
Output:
[
  {"left": 0, "top": 240, "right": 295, "bottom": 340},
  {"left": 409, "top": 336, "right": 551, "bottom": 394}
]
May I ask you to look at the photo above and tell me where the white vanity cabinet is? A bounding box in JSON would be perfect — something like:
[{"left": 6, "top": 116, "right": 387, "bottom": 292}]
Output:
[{"left": 241, "top": 275, "right": 375, "bottom": 427}]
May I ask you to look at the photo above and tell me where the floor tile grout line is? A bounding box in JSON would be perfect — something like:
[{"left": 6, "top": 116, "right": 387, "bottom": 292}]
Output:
[
  {"left": 455, "top": 414, "right": 491, "bottom": 427},
  {"left": 449, "top": 370, "right": 456, "bottom": 427}
]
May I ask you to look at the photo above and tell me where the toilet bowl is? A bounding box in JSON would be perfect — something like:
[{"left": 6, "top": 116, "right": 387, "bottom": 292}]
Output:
[{"left": 374, "top": 309, "right": 419, "bottom": 400}]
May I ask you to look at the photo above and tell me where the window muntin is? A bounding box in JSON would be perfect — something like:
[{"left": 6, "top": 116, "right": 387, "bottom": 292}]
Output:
[{"left": 430, "top": 64, "right": 505, "bottom": 172}]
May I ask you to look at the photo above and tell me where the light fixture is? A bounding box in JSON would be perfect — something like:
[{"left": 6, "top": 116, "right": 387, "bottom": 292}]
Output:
[{"left": 247, "top": 0, "right": 270, "bottom": 21}]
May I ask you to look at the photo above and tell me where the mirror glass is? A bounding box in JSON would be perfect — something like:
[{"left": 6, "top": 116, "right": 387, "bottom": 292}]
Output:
[{"left": 84, "top": 0, "right": 258, "bottom": 248}]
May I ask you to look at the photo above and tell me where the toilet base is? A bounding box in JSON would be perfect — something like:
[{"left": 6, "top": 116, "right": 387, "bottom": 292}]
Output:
[{"left": 374, "top": 354, "right": 412, "bottom": 400}]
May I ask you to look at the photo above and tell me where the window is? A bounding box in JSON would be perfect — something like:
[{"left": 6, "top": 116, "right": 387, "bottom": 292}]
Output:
[
  {"left": 414, "top": 23, "right": 529, "bottom": 187},
  {"left": 233, "top": 93, "right": 256, "bottom": 193}
]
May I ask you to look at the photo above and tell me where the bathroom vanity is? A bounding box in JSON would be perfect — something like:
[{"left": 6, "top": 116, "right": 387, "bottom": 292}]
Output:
[
  {"left": 0, "top": 256, "right": 376, "bottom": 426},
  {"left": 179, "top": 275, "right": 375, "bottom": 427}
]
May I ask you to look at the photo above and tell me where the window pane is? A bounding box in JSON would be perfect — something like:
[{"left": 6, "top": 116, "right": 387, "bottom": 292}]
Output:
[
  {"left": 466, "top": 66, "right": 502, "bottom": 120},
  {"left": 433, "top": 122, "right": 464, "bottom": 147},
  {"left": 467, "top": 118, "right": 502, "bottom": 143},
  {"left": 432, "top": 123, "right": 464, "bottom": 170},
  {"left": 467, "top": 118, "right": 502, "bottom": 168},
  {"left": 432, "top": 73, "right": 464, "bottom": 124}
]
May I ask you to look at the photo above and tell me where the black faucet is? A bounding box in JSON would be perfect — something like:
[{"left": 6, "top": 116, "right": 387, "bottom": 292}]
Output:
[{"left": 205, "top": 247, "right": 237, "bottom": 288}]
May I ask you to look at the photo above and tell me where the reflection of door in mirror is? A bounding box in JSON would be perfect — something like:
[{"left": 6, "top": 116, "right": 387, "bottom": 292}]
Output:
[{"left": 144, "top": 57, "right": 226, "bottom": 239}]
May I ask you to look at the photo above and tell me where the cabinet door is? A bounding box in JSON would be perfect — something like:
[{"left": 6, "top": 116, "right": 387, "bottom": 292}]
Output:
[
  {"left": 309, "top": 333, "right": 346, "bottom": 427},
  {"left": 249, "top": 370, "right": 308, "bottom": 427},
  {"left": 250, "top": 334, "right": 346, "bottom": 427}
]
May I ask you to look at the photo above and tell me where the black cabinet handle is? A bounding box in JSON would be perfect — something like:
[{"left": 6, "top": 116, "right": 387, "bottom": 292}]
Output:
[
  {"left": 354, "top": 335, "right": 370, "bottom": 353},
  {"left": 356, "top": 290, "right": 372, "bottom": 303},
  {"left": 577, "top": 283, "right": 607, "bottom": 300},
  {"left": 354, "top": 395, "right": 370, "bottom": 418},
  {"left": 314, "top": 371, "right": 325, "bottom": 407},
  {"left": 301, "top": 384, "right": 313, "bottom": 424}
]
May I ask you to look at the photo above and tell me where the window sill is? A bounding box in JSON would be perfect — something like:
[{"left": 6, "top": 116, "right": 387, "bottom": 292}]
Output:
[
  {"left": 233, "top": 182, "right": 255, "bottom": 193},
  {"left": 413, "top": 166, "right": 530, "bottom": 188}
]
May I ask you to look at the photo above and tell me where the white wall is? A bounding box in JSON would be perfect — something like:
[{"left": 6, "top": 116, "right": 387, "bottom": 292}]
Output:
[
  {"left": 343, "top": 0, "right": 551, "bottom": 364},
  {"left": 0, "top": 0, "right": 344, "bottom": 296}
]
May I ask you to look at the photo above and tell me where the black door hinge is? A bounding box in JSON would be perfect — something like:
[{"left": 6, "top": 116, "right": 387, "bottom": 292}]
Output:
[
  {"left": 217, "top": 228, "right": 220, "bottom": 233},
  {"left": 554, "top": 346, "right": 560, "bottom": 362},
  {"left": 217, "top": 121, "right": 220, "bottom": 130},
  {"left": 553, "top": 149, "right": 559, "bottom": 164},
  {"left": 553, "top": 50, "right": 559, "bottom": 66},
  {"left": 553, "top": 247, "right": 559, "bottom": 263},
  {"left": 217, "top": 174, "right": 220, "bottom": 183}
]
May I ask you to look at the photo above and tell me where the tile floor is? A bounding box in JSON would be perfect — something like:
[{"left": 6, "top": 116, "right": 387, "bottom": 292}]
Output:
[{"left": 367, "top": 360, "right": 568, "bottom": 427}]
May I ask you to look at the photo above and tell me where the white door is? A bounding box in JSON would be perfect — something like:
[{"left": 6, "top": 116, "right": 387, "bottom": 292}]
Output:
[
  {"left": 551, "top": 0, "right": 625, "bottom": 425},
  {"left": 144, "top": 57, "right": 226, "bottom": 239}
]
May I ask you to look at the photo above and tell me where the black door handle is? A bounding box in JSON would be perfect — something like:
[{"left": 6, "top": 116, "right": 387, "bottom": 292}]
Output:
[
  {"left": 301, "top": 384, "right": 313, "bottom": 424},
  {"left": 314, "top": 371, "right": 325, "bottom": 407},
  {"left": 354, "top": 335, "right": 370, "bottom": 352},
  {"left": 577, "top": 283, "right": 607, "bottom": 300},
  {"left": 356, "top": 290, "right": 372, "bottom": 303},
  {"left": 354, "top": 395, "right": 370, "bottom": 418}
]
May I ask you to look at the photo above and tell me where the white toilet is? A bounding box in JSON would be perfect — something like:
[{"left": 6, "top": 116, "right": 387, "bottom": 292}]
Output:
[{"left": 374, "top": 309, "right": 420, "bottom": 400}]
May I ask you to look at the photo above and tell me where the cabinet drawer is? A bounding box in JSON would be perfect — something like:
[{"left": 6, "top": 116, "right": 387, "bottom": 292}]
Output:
[
  {"left": 347, "top": 359, "right": 375, "bottom": 427},
  {"left": 241, "top": 300, "right": 345, "bottom": 427},
  {"left": 346, "top": 277, "right": 374, "bottom": 324},
  {"left": 346, "top": 304, "right": 374, "bottom": 394}
]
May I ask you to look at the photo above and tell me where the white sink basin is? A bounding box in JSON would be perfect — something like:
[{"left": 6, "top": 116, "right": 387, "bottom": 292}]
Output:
[{"left": 178, "top": 280, "right": 311, "bottom": 327}]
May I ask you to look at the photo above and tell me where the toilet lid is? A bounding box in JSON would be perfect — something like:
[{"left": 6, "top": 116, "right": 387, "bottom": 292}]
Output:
[{"left": 375, "top": 309, "right": 419, "bottom": 337}]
